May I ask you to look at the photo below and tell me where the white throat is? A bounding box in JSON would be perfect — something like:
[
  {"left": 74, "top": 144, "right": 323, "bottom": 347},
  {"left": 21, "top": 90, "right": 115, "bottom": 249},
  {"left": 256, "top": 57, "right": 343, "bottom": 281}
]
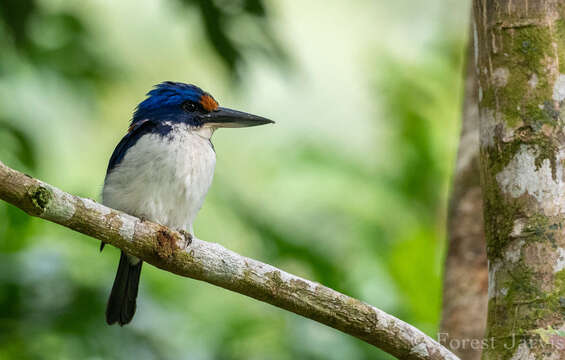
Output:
[
  {"left": 192, "top": 125, "right": 216, "bottom": 140},
  {"left": 103, "top": 122, "right": 217, "bottom": 233}
]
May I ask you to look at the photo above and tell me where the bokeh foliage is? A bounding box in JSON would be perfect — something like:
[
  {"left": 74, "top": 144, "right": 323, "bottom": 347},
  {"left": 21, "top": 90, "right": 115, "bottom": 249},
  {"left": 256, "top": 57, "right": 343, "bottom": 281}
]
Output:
[{"left": 0, "top": 1, "right": 466, "bottom": 359}]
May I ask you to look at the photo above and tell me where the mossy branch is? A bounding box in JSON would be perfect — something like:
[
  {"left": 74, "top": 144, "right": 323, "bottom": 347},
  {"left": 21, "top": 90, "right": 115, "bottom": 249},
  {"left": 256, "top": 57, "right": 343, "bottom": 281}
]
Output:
[{"left": 0, "top": 161, "right": 459, "bottom": 360}]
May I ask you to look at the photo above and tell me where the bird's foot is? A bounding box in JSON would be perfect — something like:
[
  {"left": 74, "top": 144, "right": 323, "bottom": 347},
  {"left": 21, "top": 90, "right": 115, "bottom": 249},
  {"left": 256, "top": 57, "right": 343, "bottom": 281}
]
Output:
[{"left": 178, "top": 230, "right": 193, "bottom": 250}]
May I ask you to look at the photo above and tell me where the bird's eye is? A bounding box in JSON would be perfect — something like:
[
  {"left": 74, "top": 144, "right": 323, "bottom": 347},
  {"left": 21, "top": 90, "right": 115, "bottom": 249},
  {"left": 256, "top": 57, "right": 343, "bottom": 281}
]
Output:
[{"left": 182, "top": 101, "right": 198, "bottom": 112}]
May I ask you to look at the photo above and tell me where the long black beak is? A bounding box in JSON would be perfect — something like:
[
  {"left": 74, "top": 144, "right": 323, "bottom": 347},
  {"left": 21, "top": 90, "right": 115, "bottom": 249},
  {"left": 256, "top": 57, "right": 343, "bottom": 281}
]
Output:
[{"left": 200, "top": 107, "right": 274, "bottom": 128}]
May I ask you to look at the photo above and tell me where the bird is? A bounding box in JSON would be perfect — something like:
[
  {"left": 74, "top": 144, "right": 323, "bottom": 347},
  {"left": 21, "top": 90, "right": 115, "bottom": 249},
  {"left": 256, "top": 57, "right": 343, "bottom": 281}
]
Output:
[{"left": 101, "top": 81, "right": 273, "bottom": 326}]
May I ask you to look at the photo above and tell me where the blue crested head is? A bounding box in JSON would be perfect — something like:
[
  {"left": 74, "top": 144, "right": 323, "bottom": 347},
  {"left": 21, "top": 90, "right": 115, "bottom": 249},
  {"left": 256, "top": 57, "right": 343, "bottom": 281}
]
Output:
[
  {"left": 132, "top": 81, "right": 219, "bottom": 126},
  {"left": 107, "top": 81, "right": 274, "bottom": 174},
  {"left": 130, "top": 81, "right": 273, "bottom": 131}
]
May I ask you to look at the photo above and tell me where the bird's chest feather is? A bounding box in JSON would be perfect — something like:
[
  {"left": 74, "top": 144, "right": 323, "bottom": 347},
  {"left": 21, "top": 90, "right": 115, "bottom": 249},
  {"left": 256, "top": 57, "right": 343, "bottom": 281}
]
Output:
[{"left": 103, "top": 125, "right": 216, "bottom": 231}]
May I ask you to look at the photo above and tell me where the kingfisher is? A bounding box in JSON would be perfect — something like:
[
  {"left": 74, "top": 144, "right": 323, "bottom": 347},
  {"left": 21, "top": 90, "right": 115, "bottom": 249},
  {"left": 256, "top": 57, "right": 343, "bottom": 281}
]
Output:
[{"left": 101, "top": 81, "right": 273, "bottom": 326}]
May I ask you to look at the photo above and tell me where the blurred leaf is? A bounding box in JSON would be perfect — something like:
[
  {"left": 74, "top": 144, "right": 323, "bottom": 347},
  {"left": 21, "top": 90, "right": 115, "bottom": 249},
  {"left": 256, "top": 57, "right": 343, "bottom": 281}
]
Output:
[
  {"left": 0, "top": 118, "right": 36, "bottom": 169},
  {"left": 0, "top": 0, "right": 35, "bottom": 49},
  {"left": 193, "top": 0, "right": 242, "bottom": 74},
  {"left": 243, "top": 0, "right": 266, "bottom": 16},
  {"left": 0, "top": 1, "right": 114, "bottom": 82},
  {"left": 177, "top": 0, "right": 287, "bottom": 77}
]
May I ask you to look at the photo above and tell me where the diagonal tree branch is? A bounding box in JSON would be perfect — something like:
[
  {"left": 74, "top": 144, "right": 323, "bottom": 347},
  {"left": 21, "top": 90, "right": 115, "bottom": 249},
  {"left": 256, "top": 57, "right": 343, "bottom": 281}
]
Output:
[{"left": 0, "top": 160, "right": 459, "bottom": 360}]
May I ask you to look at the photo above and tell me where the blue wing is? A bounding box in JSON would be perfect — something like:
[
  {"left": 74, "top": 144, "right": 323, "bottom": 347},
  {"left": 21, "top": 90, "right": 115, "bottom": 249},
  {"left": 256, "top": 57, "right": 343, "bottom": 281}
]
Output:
[
  {"left": 106, "top": 120, "right": 151, "bottom": 175},
  {"left": 105, "top": 120, "right": 174, "bottom": 175}
]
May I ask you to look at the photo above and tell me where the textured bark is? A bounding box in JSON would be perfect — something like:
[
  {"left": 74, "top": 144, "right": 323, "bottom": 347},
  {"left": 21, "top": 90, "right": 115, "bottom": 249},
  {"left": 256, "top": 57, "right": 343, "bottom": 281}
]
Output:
[
  {"left": 440, "top": 33, "right": 488, "bottom": 360},
  {"left": 474, "top": 1, "right": 565, "bottom": 359},
  {"left": 0, "top": 161, "right": 460, "bottom": 360}
]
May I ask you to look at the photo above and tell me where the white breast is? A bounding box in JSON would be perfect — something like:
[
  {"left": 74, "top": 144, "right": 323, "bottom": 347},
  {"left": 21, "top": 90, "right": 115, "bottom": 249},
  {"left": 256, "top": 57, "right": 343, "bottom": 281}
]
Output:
[{"left": 102, "top": 123, "right": 216, "bottom": 233}]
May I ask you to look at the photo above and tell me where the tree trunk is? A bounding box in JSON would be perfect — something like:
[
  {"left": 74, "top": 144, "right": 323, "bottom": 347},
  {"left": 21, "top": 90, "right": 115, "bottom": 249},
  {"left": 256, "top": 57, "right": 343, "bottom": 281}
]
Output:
[
  {"left": 474, "top": 0, "right": 565, "bottom": 358},
  {"left": 440, "top": 26, "right": 488, "bottom": 360}
]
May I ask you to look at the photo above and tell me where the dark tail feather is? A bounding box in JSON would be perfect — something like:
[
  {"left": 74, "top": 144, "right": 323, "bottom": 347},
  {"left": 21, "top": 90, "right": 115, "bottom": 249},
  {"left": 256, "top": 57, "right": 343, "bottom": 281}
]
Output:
[{"left": 106, "top": 251, "right": 143, "bottom": 326}]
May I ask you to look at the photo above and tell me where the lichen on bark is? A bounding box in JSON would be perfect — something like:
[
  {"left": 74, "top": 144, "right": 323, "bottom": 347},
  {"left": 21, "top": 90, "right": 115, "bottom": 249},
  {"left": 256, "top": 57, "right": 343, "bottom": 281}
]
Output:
[{"left": 475, "top": 0, "right": 565, "bottom": 359}]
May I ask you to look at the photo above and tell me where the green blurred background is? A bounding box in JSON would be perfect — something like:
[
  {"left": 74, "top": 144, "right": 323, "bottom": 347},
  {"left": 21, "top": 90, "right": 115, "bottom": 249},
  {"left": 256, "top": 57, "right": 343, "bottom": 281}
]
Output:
[{"left": 0, "top": 0, "right": 469, "bottom": 358}]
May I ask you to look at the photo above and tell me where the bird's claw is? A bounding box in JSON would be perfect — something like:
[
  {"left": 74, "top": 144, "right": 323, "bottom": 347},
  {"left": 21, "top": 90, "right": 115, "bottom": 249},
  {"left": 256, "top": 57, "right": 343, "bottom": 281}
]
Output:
[{"left": 178, "top": 230, "right": 193, "bottom": 250}]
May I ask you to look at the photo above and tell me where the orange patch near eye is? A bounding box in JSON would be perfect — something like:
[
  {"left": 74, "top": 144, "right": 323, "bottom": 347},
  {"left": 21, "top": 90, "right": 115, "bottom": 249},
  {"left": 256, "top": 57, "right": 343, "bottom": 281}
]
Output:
[{"left": 200, "top": 94, "right": 219, "bottom": 112}]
